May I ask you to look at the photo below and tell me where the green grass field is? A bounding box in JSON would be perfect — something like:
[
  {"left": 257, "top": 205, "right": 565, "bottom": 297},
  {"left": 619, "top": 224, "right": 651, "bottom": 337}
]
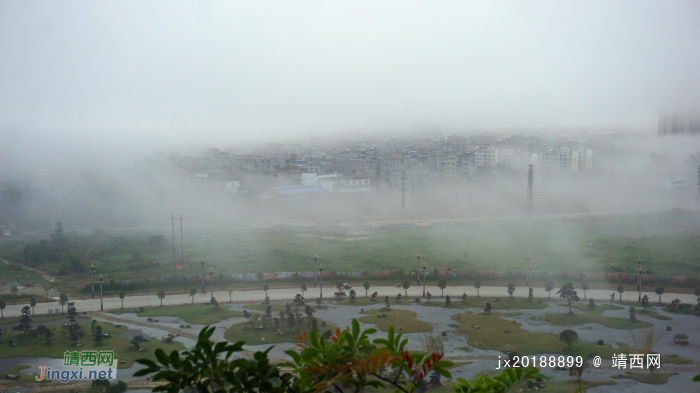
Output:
[
  {"left": 545, "top": 304, "right": 653, "bottom": 329},
  {"left": 662, "top": 307, "right": 700, "bottom": 317},
  {"left": 636, "top": 308, "right": 672, "bottom": 320},
  {"left": 137, "top": 305, "right": 244, "bottom": 324},
  {"left": 244, "top": 303, "right": 327, "bottom": 312},
  {"left": 453, "top": 312, "right": 632, "bottom": 358},
  {"left": 0, "top": 320, "right": 184, "bottom": 368},
  {"left": 611, "top": 371, "right": 679, "bottom": 385},
  {"left": 0, "top": 314, "right": 81, "bottom": 326},
  {"left": 358, "top": 309, "right": 433, "bottom": 333},
  {"left": 333, "top": 298, "right": 413, "bottom": 307},
  {"left": 224, "top": 319, "right": 337, "bottom": 344},
  {"left": 419, "top": 298, "right": 551, "bottom": 310}
]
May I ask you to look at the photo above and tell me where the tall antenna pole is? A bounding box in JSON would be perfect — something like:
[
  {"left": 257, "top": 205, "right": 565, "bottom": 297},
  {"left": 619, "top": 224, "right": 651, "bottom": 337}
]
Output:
[
  {"left": 171, "top": 214, "right": 177, "bottom": 272},
  {"left": 50, "top": 182, "right": 55, "bottom": 231},
  {"left": 180, "top": 215, "right": 184, "bottom": 267},
  {"left": 696, "top": 165, "right": 700, "bottom": 210},
  {"left": 527, "top": 164, "right": 534, "bottom": 213},
  {"left": 401, "top": 171, "right": 406, "bottom": 223}
]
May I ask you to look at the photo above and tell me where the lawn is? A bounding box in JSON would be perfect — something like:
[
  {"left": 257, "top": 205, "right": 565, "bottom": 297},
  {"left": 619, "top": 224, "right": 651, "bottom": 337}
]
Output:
[
  {"left": 545, "top": 304, "right": 653, "bottom": 329},
  {"left": 0, "top": 314, "right": 81, "bottom": 326},
  {"left": 611, "top": 371, "right": 679, "bottom": 385},
  {"left": 358, "top": 309, "right": 433, "bottom": 333},
  {"left": 244, "top": 303, "right": 327, "bottom": 312},
  {"left": 660, "top": 354, "right": 693, "bottom": 365},
  {"left": 0, "top": 320, "right": 184, "bottom": 368},
  {"left": 420, "top": 298, "right": 551, "bottom": 310},
  {"left": 662, "top": 307, "right": 700, "bottom": 317},
  {"left": 452, "top": 312, "right": 632, "bottom": 358},
  {"left": 137, "top": 305, "right": 244, "bottom": 325},
  {"left": 224, "top": 318, "right": 337, "bottom": 345},
  {"left": 535, "top": 380, "right": 618, "bottom": 392},
  {"left": 636, "top": 308, "right": 672, "bottom": 320},
  {"left": 332, "top": 298, "right": 413, "bottom": 307},
  {"left": 0, "top": 365, "right": 50, "bottom": 383}
]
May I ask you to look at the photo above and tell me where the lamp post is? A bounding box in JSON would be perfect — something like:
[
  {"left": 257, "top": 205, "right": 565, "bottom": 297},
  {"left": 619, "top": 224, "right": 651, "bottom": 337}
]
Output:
[
  {"left": 97, "top": 274, "right": 106, "bottom": 311},
  {"left": 318, "top": 264, "right": 326, "bottom": 300},
  {"left": 421, "top": 262, "right": 428, "bottom": 297},
  {"left": 88, "top": 263, "right": 98, "bottom": 299},
  {"left": 312, "top": 255, "right": 320, "bottom": 288},
  {"left": 208, "top": 267, "right": 216, "bottom": 302},
  {"left": 635, "top": 258, "right": 645, "bottom": 303},
  {"left": 525, "top": 255, "right": 535, "bottom": 288},
  {"left": 415, "top": 253, "right": 422, "bottom": 286},
  {"left": 199, "top": 259, "right": 206, "bottom": 294}
]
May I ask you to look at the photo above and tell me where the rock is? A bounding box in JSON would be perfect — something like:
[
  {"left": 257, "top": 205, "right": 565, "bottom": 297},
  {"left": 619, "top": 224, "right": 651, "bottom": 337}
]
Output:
[
  {"left": 76, "top": 343, "right": 82, "bottom": 347},
  {"left": 6, "top": 373, "right": 19, "bottom": 380},
  {"left": 504, "top": 330, "right": 510, "bottom": 333},
  {"left": 139, "top": 348, "right": 147, "bottom": 352},
  {"left": 102, "top": 333, "right": 110, "bottom": 337},
  {"left": 120, "top": 360, "right": 126, "bottom": 364}
]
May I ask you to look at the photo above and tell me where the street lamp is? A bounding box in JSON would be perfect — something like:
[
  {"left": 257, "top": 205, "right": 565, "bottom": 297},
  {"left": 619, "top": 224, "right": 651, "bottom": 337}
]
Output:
[
  {"left": 97, "top": 274, "right": 106, "bottom": 311},
  {"left": 525, "top": 255, "right": 535, "bottom": 288},
  {"left": 312, "top": 255, "right": 321, "bottom": 287},
  {"left": 415, "top": 253, "right": 422, "bottom": 285},
  {"left": 635, "top": 258, "right": 645, "bottom": 303},
  {"left": 318, "top": 264, "right": 326, "bottom": 300},
  {"left": 208, "top": 267, "right": 216, "bottom": 302},
  {"left": 199, "top": 259, "right": 206, "bottom": 294},
  {"left": 88, "top": 263, "right": 98, "bottom": 299},
  {"left": 421, "top": 262, "right": 428, "bottom": 297}
]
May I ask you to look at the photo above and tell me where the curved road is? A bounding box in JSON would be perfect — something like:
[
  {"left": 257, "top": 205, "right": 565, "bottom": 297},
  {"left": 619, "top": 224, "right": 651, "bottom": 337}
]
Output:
[{"left": 1, "top": 284, "right": 696, "bottom": 318}]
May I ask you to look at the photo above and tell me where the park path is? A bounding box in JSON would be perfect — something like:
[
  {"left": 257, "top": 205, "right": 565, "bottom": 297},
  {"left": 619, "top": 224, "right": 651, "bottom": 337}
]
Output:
[
  {"left": 0, "top": 258, "right": 57, "bottom": 282},
  {"left": 2, "top": 284, "right": 697, "bottom": 319}
]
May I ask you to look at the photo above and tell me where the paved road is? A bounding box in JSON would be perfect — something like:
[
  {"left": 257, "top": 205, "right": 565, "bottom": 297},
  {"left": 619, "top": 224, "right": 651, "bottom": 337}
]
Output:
[{"left": 1, "top": 284, "right": 697, "bottom": 318}]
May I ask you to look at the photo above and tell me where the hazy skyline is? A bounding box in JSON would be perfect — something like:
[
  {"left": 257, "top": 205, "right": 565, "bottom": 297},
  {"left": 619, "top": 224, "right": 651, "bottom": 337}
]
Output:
[{"left": 1, "top": 0, "right": 699, "bottom": 149}]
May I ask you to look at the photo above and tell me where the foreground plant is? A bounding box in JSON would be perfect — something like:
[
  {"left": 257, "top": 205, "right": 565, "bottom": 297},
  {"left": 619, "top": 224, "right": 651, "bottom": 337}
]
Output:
[{"left": 135, "top": 320, "right": 545, "bottom": 393}]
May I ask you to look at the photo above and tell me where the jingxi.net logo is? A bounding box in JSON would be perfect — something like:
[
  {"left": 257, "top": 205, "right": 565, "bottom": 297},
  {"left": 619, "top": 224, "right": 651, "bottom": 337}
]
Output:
[{"left": 35, "top": 350, "right": 118, "bottom": 383}]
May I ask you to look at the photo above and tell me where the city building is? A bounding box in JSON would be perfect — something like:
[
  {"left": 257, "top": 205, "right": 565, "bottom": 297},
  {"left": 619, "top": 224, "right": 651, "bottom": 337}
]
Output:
[{"left": 658, "top": 109, "right": 700, "bottom": 135}]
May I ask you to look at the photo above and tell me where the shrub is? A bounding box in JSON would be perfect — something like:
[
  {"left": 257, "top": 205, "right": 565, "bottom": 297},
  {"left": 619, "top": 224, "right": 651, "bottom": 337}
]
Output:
[
  {"left": 414, "top": 298, "right": 421, "bottom": 303},
  {"left": 597, "top": 340, "right": 604, "bottom": 345},
  {"left": 321, "top": 321, "right": 327, "bottom": 326},
  {"left": 441, "top": 331, "right": 447, "bottom": 337},
  {"left": 667, "top": 326, "right": 672, "bottom": 331},
  {"left": 139, "top": 306, "right": 145, "bottom": 312}
]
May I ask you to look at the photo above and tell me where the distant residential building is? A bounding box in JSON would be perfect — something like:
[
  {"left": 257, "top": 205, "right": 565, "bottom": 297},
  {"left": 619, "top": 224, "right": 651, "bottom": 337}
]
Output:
[
  {"left": 661, "top": 176, "right": 690, "bottom": 191},
  {"left": 444, "top": 156, "right": 458, "bottom": 177},
  {"left": 658, "top": 109, "right": 700, "bottom": 135},
  {"left": 319, "top": 176, "right": 371, "bottom": 193},
  {"left": 301, "top": 173, "right": 338, "bottom": 186},
  {"left": 532, "top": 148, "right": 592, "bottom": 173}
]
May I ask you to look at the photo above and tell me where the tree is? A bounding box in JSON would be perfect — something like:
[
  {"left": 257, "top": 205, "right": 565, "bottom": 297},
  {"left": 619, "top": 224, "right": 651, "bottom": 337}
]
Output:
[
  {"left": 144, "top": 278, "right": 151, "bottom": 294},
  {"left": 384, "top": 296, "right": 391, "bottom": 309},
  {"left": 263, "top": 284, "right": 270, "bottom": 298},
  {"left": 656, "top": 285, "right": 665, "bottom": 303},
  {"left": 528, "top": 288, "right": 534, "bottom": 302},
  {"left": 437, "top": 279, "right": 447, "bottom": 296},
  {"left": 432, "top": 268, "right": 440, "bottom": 283},
  {"left": 544, "top": 281, "right": 554, "bottom": 298},
  {"left": 211, "top": 297, "right": 218, "bottom": 308},
  {"left": 95, "top": 325, "right": 103, "bottom": 344},
  {"left": 641, "top": 295, "right": 649, "bottom": 310},
  {"left": 157, "top": 289, "right": 166, "bottom": 306},
  {"left": 581, "top": 283, "right": 589, "bottom": 300},
  {"left": 349, "top": 289, "right": 356, "bottom": 302},
  {"left": 59, "top": 293, "right": 68, "bottom": 313},
  {"left": 228, "top": 288, "right": 234, "bottom": 302},
  {"left": 629, "top": 307, "right": 637, "bottom": 323},
  {"left": 363, "top": 281, "right": 370, "bottom": 297},
  {"left": 135, "top": 322, "right": 521, "bottom": 393},
  {"left": 445, "top": 295, "right": 451, "bottom": 307},
  {"left": 335, "top": 281, "right": 344, "bottom": 292},
  {"left": 588, "top": 299, "right": 597, "bottom": 310},
  {"left": 10, "top": 285, "right": 18, "bottom": 301},
  {"left": 19, "top": 306, "right": 32, "bottom": 334},
  {"left": 507, "top": 282, "right": 515, "bottom": 299},
  {"left": 30, "top": 296, "right": 36, "bottom": 315},
  {"left": 300, "top": 283, "right": 307, "bottom": 298},
  {"left": 484, "top": 302, "right": 492, "bottom": 314},
  {"left": 130, "top": 335, "right": 149, "bottom": 349},
  {"left": 694, "top": 288, "right": 700, "bottom": 303},
  {"left": 0, "top": 299, "right": 4, "bottom": 318},
  {"left": 256, "top": 272, "right": 264, "bottom": 282},
  {"left": 559, "top": 329, "right": 579, "bottom": 349},
  {"left": 189, "top": 286, "right": 198, "bottom": 304},
  {"left": 617, "top": 285, "right": 624, "bottom": 302},
  {"left": 43, "top": 283, "right": 52, "bottom": 300},
  {"left": 474, "top": 280, "right": 481, "bottom": 297},
  {"left": 402, "top": 280, "right": 411, "bottom": 296},
  {"left": 556, "top": 282, "right": 580, "bottom": 316},
  {"left": 119, "top": 292, "right": 125, "bottom": 309}
]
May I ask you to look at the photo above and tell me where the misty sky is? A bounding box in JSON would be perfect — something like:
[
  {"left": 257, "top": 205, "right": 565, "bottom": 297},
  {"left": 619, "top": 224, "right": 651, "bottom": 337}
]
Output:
[{"left": 1, "top": 0, "right": 700, "bottom": 148}]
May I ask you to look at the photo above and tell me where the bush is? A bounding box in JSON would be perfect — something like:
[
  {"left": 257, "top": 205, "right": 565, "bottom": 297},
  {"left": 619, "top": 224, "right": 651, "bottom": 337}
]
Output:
[
  {"left": 538, "top": 299, "right": 543, "bottom": 303},
  {"left": 441, "top": 331, "right": 447, "bottom": 337},
  {"left": 321, "top": 321, "right": 327, "bottom": 326},
  {"left": 597, "top": 340, "right": 604, "bottom": 345},
  {"left": 139, "top": 306, "right": 145, "bottom": 312},
  {"left": 667, "top": 326, "right": 672, "bottom": 331},
  {"left": 415, "top": 298, "right": 421, "bottom": 303}
]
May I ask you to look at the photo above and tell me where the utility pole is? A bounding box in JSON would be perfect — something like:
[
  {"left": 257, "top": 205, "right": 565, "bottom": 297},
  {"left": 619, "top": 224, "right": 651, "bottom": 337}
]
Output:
[
  {"left": 421, "top": 262, "right": 428, "bottom": 297},
  {"left": 696, "top": 165, "right": 700, "bottom": 210},
  {"left": 88, "top": 263, "right": 97, "bottom": 299},
  {"left": 208, "top": 267, "right": 216, "bottom": 302},
  {"left": 527, "top": 164, "right": 534, "bottom": 213},
  {"left": 180, "top": 215, "right": 184, "bottom": 267},
  {"left": 401, "top": 171, "right": 406, "bottom": 223},
  {"left": 318, "top": 264, "right": 326, "bottom": 299},
  {"left": 171, "top": 214, "right": 176, "bottom": 272},
  {"left": 200, "top": 259, "right": 206, "bottom": 294},
  {"left": 312, "top": 255, "right": 319, "bottom": 287},
  {"left": 415, "top": 253, "right": 421, "bottom": 285},
  {"left": 525, "top": 255, "right": 534, "bottom": 288},
  {"left": 98, "top": 274, "right": 106, "bottom": 311},
  {"left": 635, "top": 258, "right": 645, "bottom": 303},
  {"left": 50, "top": 182, "right": 55, "bottom": 231}
]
